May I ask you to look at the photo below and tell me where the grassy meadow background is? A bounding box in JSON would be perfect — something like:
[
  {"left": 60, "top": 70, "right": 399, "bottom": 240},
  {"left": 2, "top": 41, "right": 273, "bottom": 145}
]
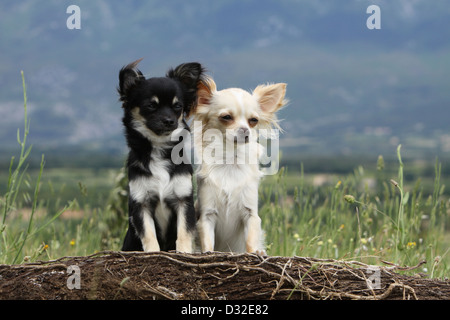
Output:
[
  {"left": 1, "top": 76, "right": 448, "bottom": 280},
  {"left": 1, "top": 142, "right": 449, "bottom": 278},
  {"left": 1, "top": 1, "right": 450, "bottom": 282}
]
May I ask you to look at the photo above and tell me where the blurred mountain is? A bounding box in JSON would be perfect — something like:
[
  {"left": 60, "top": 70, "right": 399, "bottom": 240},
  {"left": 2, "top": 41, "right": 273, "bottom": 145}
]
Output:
[{"left": 1, "top": 0, "right": 449, "bottom": 159}]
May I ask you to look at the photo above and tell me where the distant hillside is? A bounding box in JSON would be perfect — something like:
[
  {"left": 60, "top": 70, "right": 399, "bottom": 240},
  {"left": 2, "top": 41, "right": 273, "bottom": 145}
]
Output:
[{"left": 1, "top": 0, "right": 449, "bottom": 159}]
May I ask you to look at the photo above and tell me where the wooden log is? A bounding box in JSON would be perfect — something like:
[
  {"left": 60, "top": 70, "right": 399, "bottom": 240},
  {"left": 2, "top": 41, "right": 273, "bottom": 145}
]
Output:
[{"left": 0, "top": 251, "right": 449, "bottom": 300}]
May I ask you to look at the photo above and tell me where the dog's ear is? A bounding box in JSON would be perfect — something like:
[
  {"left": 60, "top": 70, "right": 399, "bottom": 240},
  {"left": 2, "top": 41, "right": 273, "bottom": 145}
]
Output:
[
  {"left": 253, "top": 83, "right": 287, "bottom": 114},
  {"left": 167, "top": 62, "right": 205, "bottom": 115},
  {"left": 253, "top": 83, "right": 288, "bottom": 130},
  {"left": 188, "top": 76, "right": 216, "bottom": 117},
  {"left": 167, "top": 62, "right": 204, "bottom": 90},
  {"left": 197, "top": 76, "right": 216, "bottom": 106},
  {"left": 118, "top": 58, "right": 144, "bottom": 103}
]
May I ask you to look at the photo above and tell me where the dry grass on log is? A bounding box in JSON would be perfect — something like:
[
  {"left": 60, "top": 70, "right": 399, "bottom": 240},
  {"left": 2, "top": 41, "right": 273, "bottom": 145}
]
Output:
[{"left": 0, "top": 251, "right": 449, "bottom": 300}]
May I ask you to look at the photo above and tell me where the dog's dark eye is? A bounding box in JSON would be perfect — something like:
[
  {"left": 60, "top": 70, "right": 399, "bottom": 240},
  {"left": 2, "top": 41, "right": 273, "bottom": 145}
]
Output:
[
  {"left": 249, "top": 118, "right": 259, "bottom": 124},
  {"left": 145, "top": 103, "right": 157, "bottom": 112},
  {"left": 221, "top": 115, "right": 233, "bottom": 121},
  {"left": 173, "top": 103, "right": 182, "bottom": 111}
]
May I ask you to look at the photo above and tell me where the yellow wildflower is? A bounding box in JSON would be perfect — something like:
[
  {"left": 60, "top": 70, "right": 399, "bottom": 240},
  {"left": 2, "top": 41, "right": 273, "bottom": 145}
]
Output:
[{"left": 406, "top": 242, "right": 416, "bottom": 249}]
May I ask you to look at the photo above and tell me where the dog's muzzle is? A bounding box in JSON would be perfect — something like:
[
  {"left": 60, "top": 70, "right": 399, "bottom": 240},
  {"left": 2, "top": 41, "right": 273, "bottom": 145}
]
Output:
[{"left": 235, "top": 127, "right": 250, "bottom": 144}]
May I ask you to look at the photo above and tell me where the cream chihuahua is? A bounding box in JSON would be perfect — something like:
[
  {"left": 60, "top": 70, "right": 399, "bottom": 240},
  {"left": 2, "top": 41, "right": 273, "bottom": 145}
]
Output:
[{"left": 190, "top": 77, "right": 287, "bottom": 254}]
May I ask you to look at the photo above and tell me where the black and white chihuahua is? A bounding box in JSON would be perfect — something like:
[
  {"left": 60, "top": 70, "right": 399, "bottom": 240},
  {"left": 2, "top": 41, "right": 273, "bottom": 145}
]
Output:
[{"left": 118, "top": 59, "right": 204, "bottom": 252}]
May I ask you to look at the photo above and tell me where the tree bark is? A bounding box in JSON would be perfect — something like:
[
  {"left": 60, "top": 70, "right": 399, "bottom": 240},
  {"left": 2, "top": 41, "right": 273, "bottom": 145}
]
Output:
[{"left": 0, "top": 251, "right": 448, "bottom": 300}]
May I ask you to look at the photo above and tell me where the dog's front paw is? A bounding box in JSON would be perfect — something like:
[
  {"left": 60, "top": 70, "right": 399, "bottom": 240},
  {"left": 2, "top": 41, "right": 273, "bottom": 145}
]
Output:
[
  {"left": 176, "top": 242, "right": 193, "bottom": 254},
  {"left": 142, "top": 241, "right": 161, "bottom": 252},
  {"left": 254, "top": 249, "right": 267, "bottom": 256},
  {"left": 176, "top": 249, "right": 193, "bottom": 254}
]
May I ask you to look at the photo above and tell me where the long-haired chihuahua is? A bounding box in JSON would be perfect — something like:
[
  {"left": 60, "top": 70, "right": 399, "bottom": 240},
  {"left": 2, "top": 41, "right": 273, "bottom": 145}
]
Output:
[
  {"left": 118, "top": 59, "right": 204, "bottom": 253},
  {"left": 190, "top": 77, "right": 287, "bottom": 254}
]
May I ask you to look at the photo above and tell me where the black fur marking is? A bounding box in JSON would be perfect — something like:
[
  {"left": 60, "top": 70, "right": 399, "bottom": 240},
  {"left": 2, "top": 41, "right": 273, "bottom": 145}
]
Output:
[{"left": 119, "top": 59, "right": 204, "bottom": 252}]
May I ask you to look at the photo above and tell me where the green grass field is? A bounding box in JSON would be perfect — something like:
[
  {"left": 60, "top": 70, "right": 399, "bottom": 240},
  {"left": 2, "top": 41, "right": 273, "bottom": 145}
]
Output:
[
  {"left": 1, "top": 158, "right": 449, "bottom": 279},
  {"left": 1, "top": 73, "right": 448, "bottom": 279},
  {"left": 260, "top": 156, "right": 449, "bottom": 278}
]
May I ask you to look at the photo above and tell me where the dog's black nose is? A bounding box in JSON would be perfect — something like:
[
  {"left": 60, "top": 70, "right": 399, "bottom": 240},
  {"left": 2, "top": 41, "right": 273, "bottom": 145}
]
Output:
[{"left": 162, "top": 117, "right": 176, "bottom": 127}]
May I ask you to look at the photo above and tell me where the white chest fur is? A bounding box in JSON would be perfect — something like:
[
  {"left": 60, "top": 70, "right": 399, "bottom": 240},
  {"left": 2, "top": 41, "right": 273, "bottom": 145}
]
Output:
[
  {"left": 129, "top": 149, "right": 192, "bottom": 237},
  {"left": 197, "top": 160, "right": 262, "bottom": 252}
]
